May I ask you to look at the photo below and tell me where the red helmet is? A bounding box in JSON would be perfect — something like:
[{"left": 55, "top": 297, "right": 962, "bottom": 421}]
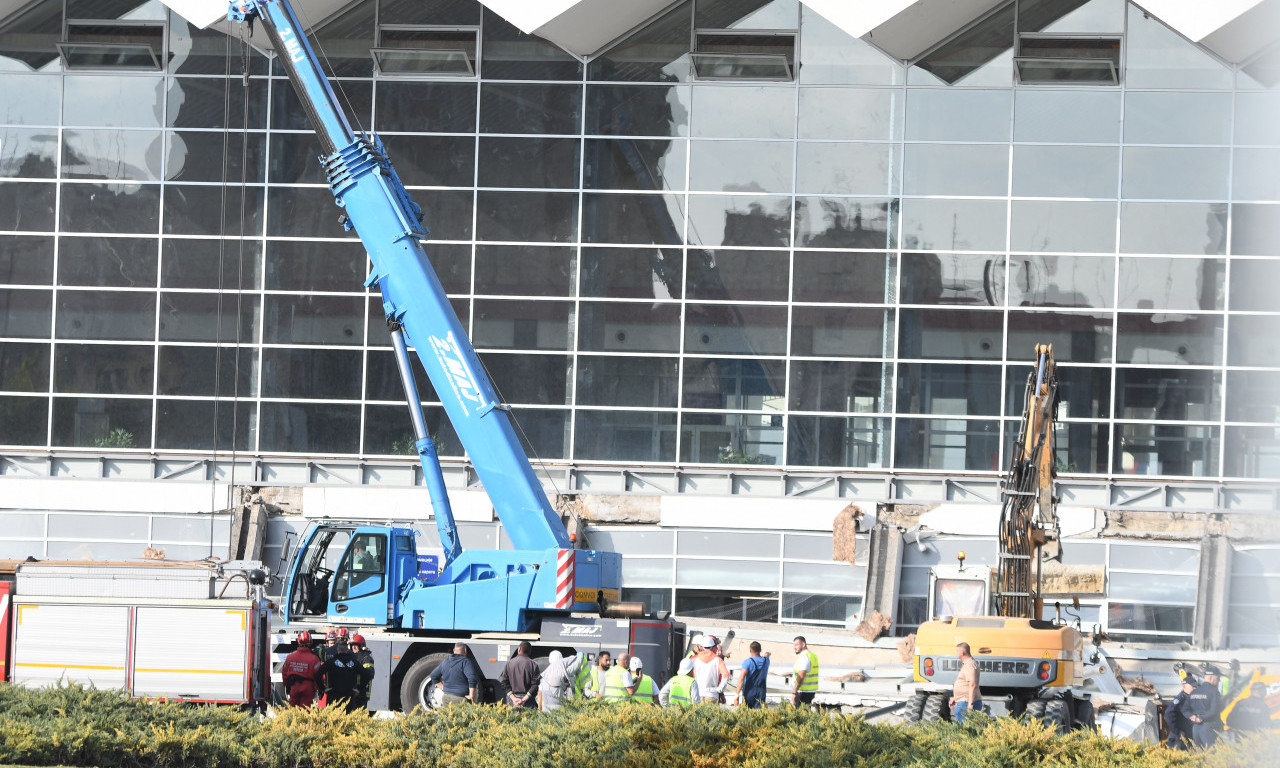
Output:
[
  {"left": 350, "top": 634, "right": 366, "bottom": 646},
  {"left": 297, "top": 631, "right": 313, "bottom": 646},
  {"left": 336, "top": 627, "right": 350, "bottom": 639}
]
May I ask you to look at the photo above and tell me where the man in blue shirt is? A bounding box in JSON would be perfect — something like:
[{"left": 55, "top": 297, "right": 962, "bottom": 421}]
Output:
[
  {"left": 735, "top": 641, "right": 770, "bottom": 709},
  {"left": 428, "top": 642, "right": 481, "bottom": 705}
]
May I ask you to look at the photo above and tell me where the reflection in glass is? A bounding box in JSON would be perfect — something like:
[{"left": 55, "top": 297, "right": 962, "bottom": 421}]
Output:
[
  {"left": 794, "top": 197, "right": 894, "bottom": 249},
  {"left": 1123, "top": 91, "right": 1232, "bottom": 145},
  {"left": 791, "top": 306, "right": 888, "bottom": 357},
  {"left": 788, "top": 414, "right": 888, "bottom": 468},
  {"left": 1231, "top": 205, "right": 1280, "bottom": 257},
  {"left": 900, "top": 198, "right": 1006, "bottom": 252},
  {"left": 267, "top": 186, "right": 356, "bottom": 239},
  {"left": 1227, "top": 315, "right": 1280, "bottom": 367},
  {"left": 793, "top": 251, "right": 891, "bottom": 303},
  {"left": 1118, "top": 257, "right": 1223, "bottom": 311},
  {"left": 262, "top": 348, "right": 362, "bottom": 399},
  {"left": 1225, "top": 426, "right": 1280, "bottom": 479},
  {"left": 905, "top": 89, "right": 1012, "bottom": 142},
  {"left": 789, "top": 360, "right": 885, "bottom": 413},
  {"left": 166, "top": 76, "right": 269, "bottom": 130},
  {"left": 164, "top": 185, "right": 264, "bottom": 237},
  {"left": 65, "top": 75, "right": 164, "bottom": 128},
  {"left": 896, "top": 363, "right": 1002, "bottom": 416},
  {"left": 584, "top": 138, "right": 686, "bottom": 192},
  {"left": 476, "top": 190, "right": 575, "bottom": 242},
  {"left": 259, "top": 402, "right": 360, "bottom": 454},
  {"left": 1114, "top": 422, "right": 1218, "bottom": 477},
  {"left": 0, "top": 182, "right": 55, "bottom": 231},
  {"left": 477, "top": 353, "right": 570, "bottom": 406},
  {"left": 587, "top": 0, "right": 691, "bottom": 82},
  {"left": 798, "top": 7, "right": 901, "bottom": 86},
  {"left": 901, "top": 252, "right": 1002, "bottom": 305},
  {"left": 1116, "top": 313, "right": 1222, "bottom": 366},
  {"left": 1013, "top": 89, "right": 1121, "bottom": 143},
  {"left": 586, "top": 84, "right": 690, "bottom": 137},
  {"left": 1010, "top": 201, "right": 1116, "bottom": 254},
  {"left": 686, "top": 250, "right": 787, "bottom": 302},
  {"left": 2, "top": 128, "right": 58, "bottom": 178},
  {"left": 690, "top": 85, "right": 794, "bottom": 139},
  {"left": 0, "top": 236, "right": 54, "bottom": 285},
  {"left": 579, "top": 301, "right": 681, "bottom": 353},
  {"left": 160, "top": 239, "right": 262, "bottom": 289},
  {"left": 899, "top": 309, "right": 1003, "bottom": 360},
  {"left": 574, "top": 409, "right": 676, "bottom": 462},
  {"left": 577, "top": 356, "right": 677, "bottom": 408},
  {"left": 0, "top": 396, "right": 48, "bottom": 447},
  {"left": 478, "top": 136, "right": 578, "bottom": 190},
  {"left": 264, "top": 294, "right": 363, "bottom": 345},
  {"left": 1122, "top": 147, "right": 1229, "bottom": 201},
  {"left": 61, "top": 129, "right": 162, "bottom": 181},
  {"left": 472, "top": 299, "right": 571, "bottom": 351},
  {"left": 680, "top": 412, "right": 782, "bottom": 465},
  {"left": 157, "top": 346, "right": 256, "bottom": 397},
  {"left": 474, "top": 245, "right": 573, "bottom": 297},
  {"left": 159, "top": 291, "right": 258, "bottom": 344},
  {"left": 1007, "top": 311, "right": 1112, "bottom": 363},
  {"left": 685, "top": 304, "right": 786, "bottom": 355},
  {"left": 1230, "top": 259, "right": 1280, "bottom": 312},
  {"left": 903, "top": 144, "right": 1007, "bottom": 196},
  {"left": 1120, "top": 202, "right": 1226, "bottom": 255},
  {"left": 59, "top": 237, "right": 157, "bottom": 287},
  {"left": 1116, "top": 369, "right": 1220, "bottom": 423},
  {"left": 1012, "top": 145, "right": 1118, "bottom": 198},
  {"left": 689, "top": 194, "right": 790, "bottom": 247},
  {"left": 63, "top": 183, "right": 160, "bottom": 234},
  {"left": 0, "top": 75, "right": 60, "bottom": 125},
  {"left": 1124, "top": 5, "right": 1233, "bottom": 90},
  {"left": 265, "top": 240, "right": 365, "bottom": 292},
  {"left": 0, "top": 289, "right": 52, "bottom": 337},
  {"left": 580, "top": 247, "right": 683, "bottom": 299},
  {"left": 1007, "top": 364, "right": 1110, "bottom": 418},
  {"left": 582, "top": 193, "right": 684, "bottom": 245},
  {"left": 1227, "top": 371, "right": 1280, "bottom": 423},
  {"left": 374, "top": 81, "right": 476, "bottom": 133},
  {"left": 480, "top": 83, "right": 582, "bottom": 135},
  {"left": 167, "top": 131, "right": 265, "bottom": 183},
  {"left": 895, "top": 417, "right": 1000, "bottom": 471},
  {"left": 52, "top": 396, "right": 152, "bottom": 449},
  {"left": 689, "top": 140, "right": 792, "bottom": 193},
  {"left": 796, "top": 141, "right": 898, "bottom": 195},
  {"left": 55, "top": 291, "right": 154, "bottom": 341},
  {"left": 682, "top": 357, "right": 784, "bottom": 410},
  {"left": 53, "top": 343, "right": 152, "bottom": 395},
  {"left": 0, "top": 342, "right": 50, "bottom": 392},
  {"left": 156, "top": 398, "right": 253, "bottom": 452}
]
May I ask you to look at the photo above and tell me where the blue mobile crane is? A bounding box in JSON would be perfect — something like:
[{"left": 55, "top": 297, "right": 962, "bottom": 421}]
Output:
[{"left": 225, "top": 0, "right": 682, "bottom": 709}]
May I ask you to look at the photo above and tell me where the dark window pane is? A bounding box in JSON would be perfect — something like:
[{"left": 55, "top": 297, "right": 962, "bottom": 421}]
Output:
[
  {"left": 577, "top": 355, "right": 677, "bottom": 408},
  {"left": 1106, "top": 604, "right": 1194, "bottom": 642},
  {"left": 1007, "top": 311, "right": 1112, "bottom": 364},
  {"left": 788, "top": 414, "right": 889, "bottom": 468},
  {"left": 474, "top": 244, "right": 573, "bottom": 297},
  {"left": 0, "top": 182, "right": 56, "bottom": 231},
  {"left": 155, "top": 398, "right": 253, "bottom": 451},
  {"left": 1120, "top": 202, "right": 1227, "bottom": 255},
  {"left": 681, "top": 357, "right": 784, "bottom": 410},
  {"left": 263, "top": 294, "right": 363, "bottom": 345},
  {"left": 793, "top": 251, "right": 890, "bottom": 303},
  {"left": 901, "top": 252, "right": 1002, "bottom": 305},
  {"left": 582, "top": 193, "right": 683, "bottom": 245},
  {"left": 0, "top": 236, "right": 55, "bottom": 285},
  {"left": 1116, "top": 313, "right": 1222, "bottom": 366},
  {"left": 60, "top": 183, "right": 158, "bottom": 234},
  {"left": 472, "top": 299, "right": 571, "bottom": 351},
  {"left": 363, "top": 403, "right": 460, "bottom": 457},
  {"left": 794, "top": 197, "right": 895, "bottom": 249},
  {"left": 686, "top": 250, "right": 788, "bottom": 302},
  {"left": 894, "top": 417, "right": 1001, "bottom": 471},
  {"left": 1226, "top": 370, "right": 1280, "bottom": 423},
  {"left": 782, "top": 593, "right": 863, "bottom": 624},
  {"left": 55, "top": 290, "right": 154, "bottom": 340},
  {"left": 1227, "top": 314, "right": 1280, "bottom": 367},
  {"left": 586, "top": 84, "right": 690, "bottom": 136},
  {"left": 475, "top": 191, "right": 575, "bottom": 242},
  {"left": 689, "top": 194, "right": 790, "bottom": 248},
  {"left": 479, "top": 83, "right": 581, "bottom": 135},
  {"left": 898, "top": 309, "right": 1003, "bottom": 360},
  {"left": 1232, "top": 205, "right": 1280, "bottom": 257},
  {"left": 160, "top": 238, "right": 262, "bottom": 289},
  {"left": 574, "top": 409, "right": 676, "bottom": 462},
  {"left": 686, "top": 304, "right": 787, "bottom": 355},
  {"left": 380, "top": 0, "right": 480, "bottom": 25},
  {"left": 266, "top": 186, "right": 356, "bottom": 238},
  {"left": 1118, "top": 257, "right": 1223, "bottom": 311},
  {"left": 1115, "top": 369, "right": 1220, "bottom": 422},
  {"left": 896, "top": 363, "right": 1002, "bottom": 416},
  {"left": 505, "top": 407, "right": 568, "bottom": 460},
  {"left": 1225, "top": 426, "right": 1280, "bottom": 480},
  {"left": 166, "top": 77, "right": 268, "bottom": 129},
  {"left": 58, "top": 236, "right": 157, "bottom": 287},
  {"left": 0, "top": 342, "right": 50, "bottom": 392},
  {"left": 415, "top": 189, "right": 474, "bottom": 240},
  {"left": 675, "top": 588, "right": 778, "bottom": 622},
  {"left": 374, "top": 81, "right": 477, "bottom": 133},
  {"left": 477, "top": 352, "right": 569, "bottom": 406},
  {"left": 159, "top": 291, "right": 258, "bottom": 343},
  {"left": 789, "top": 360, "right": 885, "bottom": 413},
  {"left": 52, "top": 396, "right": 152, "bottom": 449},
  {"left": 265, "top": 239, "right": 366, "bottom": 292},
  {"left": 1004, "top": 254, "right": 1115, "bottom": 309},
  {"left": 584, "top": 138, "right": 686, "bottom": 191},
  {"left": 587, "top": 1, "right": 692, "bottom": 82},
  {"left": 2, "top": 127, "right": 59, "bottom": 178},
  {"left": 311, "top": 0, "right": 374, "bottom": 76},
  {"left": 364, "top": 348, "right": 436, "bottom": 402},
  {"left": 164, "top": 184, "right": 263, "bottom": 237},
  {"left": 480, "top": 11, "right": 581, "bottom": 80},
  {"left": 580, "top": 247, "right": 682, "bottom": 299},
  {"left": 259, "top": 401, "right": 360, "bottom": 453},
  {"left": 157, "top": 345, "right": 255, "bottom": 397},
  {"left": 1006, "top": 364, "right": 1110, "bottom": 419},
  {"left": 382, "top": 134, "right": 476, "bottom": 188},
  {"left": 267, "top": 131, "right": 327, "bottom": 185},
  {"left": 579, "top": 301, "right": 680, "bottom": 353},
  {"left": 477, "top": 136, "right": 578, "bottom": 189},
  {"left": 0, "top": 396, "right": 48, "bottom": 446},
  {"left": 262, "top": 348, "right": 362, "bottom": 399},
  {"left": 271, "top": 80, "right": 371, "bottom": 131},
  {"left": 53, "top": 343, "right": 152, "bottom": 395},
  {"left": 61, "top": 129, "right": 162, "bottom": 181},
  {"left": 791, "top": 306, "right": 889, "bottom": 358},
  {"left": 679, "top": 412, "right": 782, "bottom": 465},
  {"left": 1114, "top": 423, "right": 1218, "bottom": 477},
  {"left": 0, "top": 289, "right": 52, "bottom": 338}
]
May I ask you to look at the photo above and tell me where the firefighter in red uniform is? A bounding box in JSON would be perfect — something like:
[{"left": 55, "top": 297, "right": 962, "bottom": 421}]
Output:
[{"left": 282, "top": 631, "right": 323, "bottom": 707}]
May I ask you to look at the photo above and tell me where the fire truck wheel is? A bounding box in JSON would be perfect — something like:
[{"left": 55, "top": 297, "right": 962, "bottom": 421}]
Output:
[
  {"left": 399, "top": 653, "right": 450, "bottom": 712},
  {"left": 903, "top": 690, "right": 929, "bottom": 723}
]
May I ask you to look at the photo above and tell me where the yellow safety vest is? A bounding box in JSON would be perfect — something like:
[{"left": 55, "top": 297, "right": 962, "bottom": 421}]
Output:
[
  {"left": 602, "top": 665, "right": 631, "bottom": 702},
  {"left": 574, "top": 662, "right": 592, "bottom": 696},
  {"left": 667, "top": 674, "right": 695, "bottom": 707},
  {"left": 797, "top": 650, "right": 819, "bottom": 692},
  {"left": 632, "top": 674, "right": 657, "bottom": 703}
]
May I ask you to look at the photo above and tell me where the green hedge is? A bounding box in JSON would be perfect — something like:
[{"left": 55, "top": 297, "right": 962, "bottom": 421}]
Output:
[{"left": 0, "top": 684, "right": 1273, "bottom": 768}]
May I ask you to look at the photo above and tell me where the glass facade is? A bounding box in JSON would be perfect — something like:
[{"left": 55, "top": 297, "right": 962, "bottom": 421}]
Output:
[{"left": 1, "top": 0, "right": 1278, "bottom": 484}]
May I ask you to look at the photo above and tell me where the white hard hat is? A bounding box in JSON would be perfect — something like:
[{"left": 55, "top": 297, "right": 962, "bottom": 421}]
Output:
[
  {"left": 629, "top": 656, "right": 643, "bottom": 671},
  {"left": 678, "top": 658, "right": 695, "bottom": 675},
  {"left": 692, "top": 634, "right": 709, "bottom": 648}
]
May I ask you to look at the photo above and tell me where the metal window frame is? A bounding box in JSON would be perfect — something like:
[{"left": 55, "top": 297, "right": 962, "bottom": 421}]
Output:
[
  {"left": 58, "top": 18, "right": 165, "bottom": 72},
  {"left": 371, "top": 25, "right": 479, "bottom": 79},
  {"left": 690, "top": 29, "right": 795, "bottom": 82}
]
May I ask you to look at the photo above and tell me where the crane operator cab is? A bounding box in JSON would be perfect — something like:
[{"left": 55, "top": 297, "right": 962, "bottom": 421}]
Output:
[{"left": 286, "top": 523, "right": 417, "bottom": 625}]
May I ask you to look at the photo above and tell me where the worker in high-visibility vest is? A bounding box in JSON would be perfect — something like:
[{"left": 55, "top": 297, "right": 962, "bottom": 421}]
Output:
[
  {"left": 602, "top": 653, "right": 637, "bottom": 702},
  {"left": 584, "top": 651, "right": 611, "bottom": 698},
  {"left": 572, "top": 653, "right": 593, "bottom": 698},
  {"left": 791, "top": 635, "right": 819, "bottom": 707},
  {"left": 629, "top": 656, "right": 659, "bottom": 705},
  {"left": 660, "top": 658, "right": 700, "bottom": 707}
]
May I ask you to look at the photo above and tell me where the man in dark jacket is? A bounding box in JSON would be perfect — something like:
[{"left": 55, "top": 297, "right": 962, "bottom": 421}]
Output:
[
  {"left": 348, "top": 634, "right": 375, "bottom": 713},
  {"left": 1164, "top": 676, "right": 1197, "bottom": 749},
  {"left": 1186, "top": 665, "right": 1225, "bottom": 747},
  {"left": 499, "top": 640, "right": 539, "bottom": 708},
  {"left": 1227, "top": 682, "right": 1273, "bottom": 733},
  {"left": 427, "top": 642, "right": 481, "bottom": 705},
  {"left": 320, "top": 638, "right": 363, "bottom": 712}
]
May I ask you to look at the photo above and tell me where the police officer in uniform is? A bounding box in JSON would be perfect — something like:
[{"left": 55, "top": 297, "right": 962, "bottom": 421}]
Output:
[{"left": 1186, "top": 664, "right": 1225, "bottom": 747}]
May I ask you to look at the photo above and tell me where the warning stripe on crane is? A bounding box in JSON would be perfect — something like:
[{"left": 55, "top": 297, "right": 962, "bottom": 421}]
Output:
[{"left": 555, "top": 550, "right": 574, "bottom": 609}]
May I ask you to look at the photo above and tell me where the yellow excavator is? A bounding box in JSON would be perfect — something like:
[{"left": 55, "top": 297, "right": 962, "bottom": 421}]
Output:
[{"left": 907, "top": 344, "right": 1100, "bottom": 731}]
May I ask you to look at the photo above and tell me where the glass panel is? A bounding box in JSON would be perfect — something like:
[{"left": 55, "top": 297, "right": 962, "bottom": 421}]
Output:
[
  {"left": 682, "top": 357, "right": 784, "bottom": 410},
  {"left": 1228, "top": 314, "right": 1280, "bottom": 367},
  {"left": 0, "top": 342, "right": 50, "bottom": 392},
  {"left": 1226, "top": 370, "right": 1280, "bottom": 423},
  {"left": 156, "top": 346, "right": 256, "bottom": 397},
  {"left": 60, "top": 183, "right": 159, "bottom": 234},
  {"left": 909, "top": 2, "right": 1014, "bottom": 87},
  {"left": 373, "top": 81, "right": 476, "bottom": 132},
  {"left": 0, "top": 182, "right": 56, "bottom": 231},
  {"left": 61, "top": 129, "right": 161, "bottom": 181},
  {"left": 479, "top": 83, "right": 581, "bottom": 135},
  {"left": 621, "top": 558, "right": 674, "bottom": 583},
  {"left": 0, "top": 289, "right": 52, "bottom": 338},
  {"left": 782, "top": 562, "right": 864, "bottom": 592},
  {"left": 689, "top": 140, "right": 792, "bottom": 194},
  {"left": 1109, "top": 572, "right": 1197, "bottom": 604},
  {"left": 0, "top": 236, "right": 54, "bottom": 285},
  {"left": 57, "top": 237, "right": 156, "bottom": 287},
  {"left": 170, "top": 17, "right": 270, "bottom": 76},
  {"left": 311, "top": 0, "right": 374, "bottom": 77},
  {"left": 267, "top": 131, "right": 329, "bottom": 185},
  {"left": 685, "top": 304, "right": 786, "bottom": 355},
  {"left": 798, "top": 6, "right": 901, "bottom": 85},
  {"left": 409, "top": 189, "right": 473, "bottom": 241},
  {"left": 167, "top": 131, "right": 265, "bottom": 183},
  {"left": 1232, "top": 148, "right": 1280, "bottom": 202},
  {"left": 901, "top": 252, "right": 1001, "bottom": 306},
  {"left": 793, "top": 251, "right": 892, "bottom": 303},
  {"left": 1115, "top": 369, "right": 1221, "bottom": 422},
  {"left": 1122, "top": 147, "right": 1230, "bottom": 201},
  {"left": 1000, "top": 255, "right": 1112, "bottom": 309},
  {"left": 474, "top": 245, "right": 573, "bottom": 296},
  {"left": 165, "top": 77, "right": 268, "bottom": 129},
  {"left": 480, "top": 10, "right": 580, "bottom": 80},
  {"left": 796, "top": 142, "right": 898, "bottom": 195},
  {"left": 261, "top": 348, "right": 362, "bottom": 399},
  {"left": 680, "top": 411, "right": 781, "bottom": 464},
  {"left": 265, "top": 240, "right": 365, "bottom": 292},
  {"left": 1006, "top": 311, "right": 1112, "bottom": 364},
  {"left": 1124, "top": 5, "right": 1233, "bottom": 90},
  {"left": 1012, "top": 145, "right": 1118, "bottom": 198},
  {"left": 155, "top": 398, "right": 253, "bottom": 451},
  {"left": 1116, "top": 312, "right": 1222, "bottom": 366},
  {"left": 587, "top": 0, "right": 691, "bottom": 82},
  {"left": 266, "top": 186, "right": 355, "bottom": 239},
  {"left": 0, "top": 75, "right": 60, "bottom": 124},
  {"left": 0, "top": 395, "right": 47, "bottom": 445},
  {"left": 1010, "top": 201, "right": 1116, "bottom": 253},
  {"left": 678, "top": 530, "right": 778, "bottom": 558},
  {"left": 422, "top": 243, "right": 471, "bottom": 295},
  {"left": 903, "top": 143, "right": 1007, "bottom": 197},
  {"left": 789, "top": 360, "right": 885, "bottom": 412},
  {"left": 475, "top": 190, "right": 575, "bottom": 242},
  {"left": 782, "top": 593, "right": 862, "bottom": 624},
  {"left": 477, "top": 353, "right": 569, "bottom": 406},
  {"left": 159, "top": 292, "right": 258, "bottom": 343},
  {"left": 905, "top": 89, "right": 1012, "bottom": 142},
  {"left": 784, "top": 533, "right": 838, "bottom": 561},
  {"left": 1123, "top": 91, "right": 1232, "bottom": 145},
  {"left": 1113, "top": 423, "right": 1219, "bottom": 477},
  {"left": 686, "top": 249, "right": 787, "bottom": 302},
  {"left": 894, "top": 417, "right": 1001, "bottom": 471},
  {"left": 577, "top": 356, "right": 677, "bottom": 408},
  {"left": 688, "top": 194, "right": 790, "bottom": 247},
  {"left": 1234, "top": 92, "right": 1280, "bottom": 145},
  {"left": 676, "top": 560, "right": 778, "bottom": 591},
  {"left": 587, "top": 528, "right": 674, "bottom": 556},
  {"left": 1225, "top": 426, "right": 1280, "bottom": 480},
  {"left": 263, "top": 294, "right": 363, "bottom": 345},
  {"left": 585, "top": 84, "right": 690, "bottom": 137},
  {"left": 1231, "top": 205, "right": 1280, "bottom": 257},
  {"left": 477, "top": 136, "right": 577, "bottom": 190},
  {"left": 898, "top": 309, "right": 1003, "bottom": 360},
  {"left": 1119, "top": 202, "right": 1227, "bottom": 255},
  {"left": 790, "top": 306, "right": 888, "bottom": 357},
  {"left": 363, "top": 403, "right": 460, "bottom": 457},
  {"left": 580, "top": 247, "right": 683, "bottom": 299},
  {"left": 1, "top": 127, "right": 58, "bottom": 178},
  {"left": 900, "top": 198, "right": 1006, "bottom": 252},
  {"left": 690, "top": 84, "right": 794, "bottom": 139},
  {"left": 164, "top": 185, "right": 264, "bottom": 237},
  {"left": 1003, "top": 417, "right": 1109, "bottom": 473},
  {"left": 55, "top": 291, "right": 154, "bottom": 341},
  {"left": 365, "top": 348, "right": 435, "bottom": 402},
  {"left": 1013, "top": 89, "right": 1120, "bottom": 143},
  {"left": 584, "top": 138, "right": 686, "bottom": 192},
  {"left": 582, "top": 193, "right": 683, "bottom": 245},
  {"left": 51, "top": 397, "right": 151, "bottom": 449},
  {"left": 797, "top": 89, "right": 901, "bottom": 142},
  {"left": 794, "top": 197, "right": 895, "bottom": 249},
  {"left": 789, "top": 414, "right": 888, "bottom": 467},
  {"left": 574, "top": 409, "right": 676, "bottom": 462},
  {"left": 472, "top": 299, "right": 571, "bottom": 351},
  {"left": 896, "top": 363, "right": 1002, "bottom": 416},
  {"left": 271, "top": 81, "right": 372, "bottom": 132},
  {"left": 259, "top": 402, "right": 360, "bottom": 454},
  {"left": 373, "top": 134, "right": 474, "bottom": 189},
  {"left": 160, "top": 239, "right": 262, "bottom": 290},
  {"left": 579, "top": 302, "right": 681, "bottom": 353},
  {"left": 1118, "top": 257, "right": 1223, "bottom": 311},
  {"left": 64, "top": 75, "right": 163, "bottom": 128}
]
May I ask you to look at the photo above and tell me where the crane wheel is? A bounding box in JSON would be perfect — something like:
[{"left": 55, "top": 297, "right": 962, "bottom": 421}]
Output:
[
  {"left": 903, "top": 691, "right": 929, "bottom": 723},
  {"left": 398, "top": 653, "right": 450, "bottom": 712},
  {"left": 921, "top": 692, "right": 950, "bottom": 723}
]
